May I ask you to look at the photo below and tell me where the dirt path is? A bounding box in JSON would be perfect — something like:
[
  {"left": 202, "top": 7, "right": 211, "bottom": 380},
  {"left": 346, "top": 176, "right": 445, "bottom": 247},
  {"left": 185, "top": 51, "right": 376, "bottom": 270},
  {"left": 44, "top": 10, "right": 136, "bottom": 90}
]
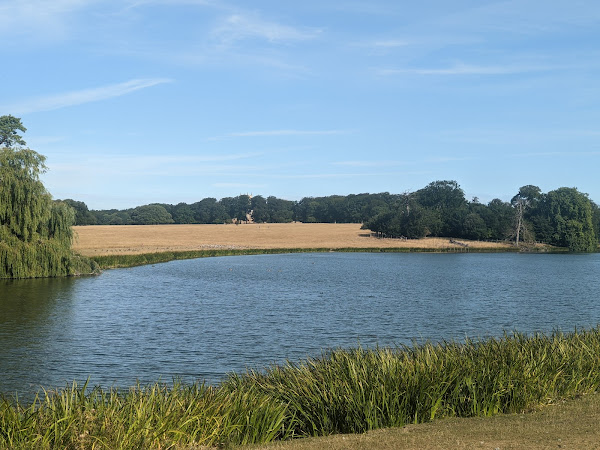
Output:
[{"left": 251, "top": 393, "right": 600, "bottom": 450}]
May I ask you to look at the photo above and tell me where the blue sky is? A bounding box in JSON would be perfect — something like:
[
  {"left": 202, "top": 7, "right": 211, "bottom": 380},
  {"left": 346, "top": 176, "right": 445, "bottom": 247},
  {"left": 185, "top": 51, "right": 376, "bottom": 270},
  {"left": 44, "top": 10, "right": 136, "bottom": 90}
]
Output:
[{"left": 2, "top": 0, "right": 599, "bottom": 210}]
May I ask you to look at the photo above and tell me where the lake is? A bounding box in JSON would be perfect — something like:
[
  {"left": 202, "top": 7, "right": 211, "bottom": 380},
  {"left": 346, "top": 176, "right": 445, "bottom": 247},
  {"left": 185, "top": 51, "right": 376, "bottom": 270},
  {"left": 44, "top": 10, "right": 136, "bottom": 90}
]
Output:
[{"left": 1, "top": 252, "right": 599, "bottom": 398}]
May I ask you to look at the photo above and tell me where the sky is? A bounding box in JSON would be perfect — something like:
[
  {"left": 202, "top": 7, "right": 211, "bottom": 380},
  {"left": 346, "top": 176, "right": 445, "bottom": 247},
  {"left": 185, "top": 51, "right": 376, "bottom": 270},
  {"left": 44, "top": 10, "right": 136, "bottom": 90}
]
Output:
[{"left": 1, "top": 0, "right": 599, "bottom": 210}]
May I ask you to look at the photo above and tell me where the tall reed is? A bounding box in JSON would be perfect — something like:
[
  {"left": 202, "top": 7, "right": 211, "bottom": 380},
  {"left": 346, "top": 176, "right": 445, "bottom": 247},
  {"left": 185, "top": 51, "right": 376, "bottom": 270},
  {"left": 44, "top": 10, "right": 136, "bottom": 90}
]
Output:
[{"left": 2, "top": 329, "right": 600, "bottom": 448}]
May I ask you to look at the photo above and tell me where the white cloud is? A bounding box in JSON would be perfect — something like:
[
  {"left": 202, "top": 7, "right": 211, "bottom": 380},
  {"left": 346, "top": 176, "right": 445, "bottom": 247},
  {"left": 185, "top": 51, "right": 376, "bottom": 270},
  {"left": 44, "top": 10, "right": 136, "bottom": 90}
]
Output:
[
  {"left": 378, "top": 64, "right": 558, "bottom": 75},
  {"left": 424, "top": 156, "right": 476, "bottom": 163},
  {"left": 3, "top": 78, "right": 173, "bottom": 114},
  {"left": 213, "top": 182, "right": 268, "bottom": 189},
  {"left": 516, "top": 150, "right": 600, "bottom": 158},
  {"left": 0, "top": 0, "right": 93, "bottom": 40},
  {"left": 371, "top": 40, "right": 408, "bottom": 48},
  {"left": 270, "top": 170, "right": 431, "bottom": 180},
  {"left": 124, "top": 0, "right": 215, "bottom": 8},
  {"left": 333, "top": 160, "right": 406, "bottom": 168},
  {"left": 378, "top": 63, "right": 558, "bottom": 76},
  {"left": 212, "top": 13, "right": 321, "bottom": 44},
  {"left": 227, "top": 129, "right": 349, "bottom": 137},
  {"left": 433, "top": 0, "right": 600, "bottom": 36},
  {"left": 47, "top": 152, "right": 266, "bottom": 180}
]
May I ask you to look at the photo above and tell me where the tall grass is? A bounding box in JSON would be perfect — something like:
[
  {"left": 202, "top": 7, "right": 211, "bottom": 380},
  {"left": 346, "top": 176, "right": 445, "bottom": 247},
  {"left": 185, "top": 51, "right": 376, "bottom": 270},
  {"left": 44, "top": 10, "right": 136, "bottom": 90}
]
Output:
[{"left": 2, "top": 329, "right": 600, "bottom": 449}]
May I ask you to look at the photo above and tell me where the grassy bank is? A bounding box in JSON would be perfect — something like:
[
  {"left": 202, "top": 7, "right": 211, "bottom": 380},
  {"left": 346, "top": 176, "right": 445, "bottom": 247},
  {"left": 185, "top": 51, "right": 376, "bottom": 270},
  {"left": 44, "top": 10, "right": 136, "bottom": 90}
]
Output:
[
  {"left": 91, "top": 246, "right": 521, "bottom": 269},
  {"left": 2, "top": 328, "right": 600, "bottom": 449}
]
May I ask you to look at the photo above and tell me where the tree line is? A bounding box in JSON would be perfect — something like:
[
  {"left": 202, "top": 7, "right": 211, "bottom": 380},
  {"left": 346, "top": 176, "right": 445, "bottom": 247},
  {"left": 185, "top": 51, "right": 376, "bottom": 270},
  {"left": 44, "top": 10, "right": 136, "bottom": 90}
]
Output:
[
  {"left": 362, "top": 181, "right": 599, "bottom": 253},
  {"left": 63, "top": 180, "right": 600, "bottom": 252}
]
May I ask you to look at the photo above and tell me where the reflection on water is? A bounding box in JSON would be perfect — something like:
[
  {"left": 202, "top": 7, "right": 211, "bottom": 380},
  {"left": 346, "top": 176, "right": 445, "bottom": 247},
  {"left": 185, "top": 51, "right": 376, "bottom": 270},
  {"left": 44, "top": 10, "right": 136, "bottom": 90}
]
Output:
[
  {"left": 1, "top": 252, "right": 599, "bottom": 399},
  {"left": 0, "top": 277, "right": 78, "bottom": 395}
]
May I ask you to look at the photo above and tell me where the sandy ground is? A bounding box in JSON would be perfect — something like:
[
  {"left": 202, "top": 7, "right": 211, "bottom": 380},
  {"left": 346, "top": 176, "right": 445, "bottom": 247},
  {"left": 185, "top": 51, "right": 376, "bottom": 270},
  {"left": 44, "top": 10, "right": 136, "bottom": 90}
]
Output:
[{"left": 72, "top": 223, "right": 513, "bottom": 256}]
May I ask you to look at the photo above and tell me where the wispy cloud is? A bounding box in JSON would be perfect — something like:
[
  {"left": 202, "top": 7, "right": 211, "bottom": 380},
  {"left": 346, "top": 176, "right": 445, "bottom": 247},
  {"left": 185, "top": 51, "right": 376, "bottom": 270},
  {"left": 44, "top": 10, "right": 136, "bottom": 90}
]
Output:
[
  {"left": 0, "top": 0, "right": 89, "bottom": 39},
  {"left": 378, "top": 63, "right": 558, "bottom": 76},
  {"left": 123, "top": 0, "right": 215, "bottom": 8},
  {"left": 516, "top": 150, "right": 600, "bottom": 158},
  {"left": 439, "top": 128, "right": 600, "bottom": 145},
  {"left": 433, "top": 0, "right": 600, "bottom": 36},
  {"left": 333, "top": 160, "right": 407, "bottom": 168},
  {"left": 212, "top": 13, "right": 321, "bottom": 44},
  {"left": 3, "top": 78, "right": 173, "bottom": 114},
  {"left": 213, "top": 182, "right": 268, "bottom": 189},
  {"left": 424, "top": 156, "right": 476, "bottom": 163},
  {"left": 371, "top": 39, "right": 408, "bottom": 48},
  {"left": 226, "top": 129, "right": 349, "bottom": 138},
  {"left": 113, "top": 152, "right": 263, "bottom": 165},
  {"left": 48, "top": 152, "right": 266, "bottom": 178},
  {"left": 270, "top": 170, "right": 431, "bottom": 180}
]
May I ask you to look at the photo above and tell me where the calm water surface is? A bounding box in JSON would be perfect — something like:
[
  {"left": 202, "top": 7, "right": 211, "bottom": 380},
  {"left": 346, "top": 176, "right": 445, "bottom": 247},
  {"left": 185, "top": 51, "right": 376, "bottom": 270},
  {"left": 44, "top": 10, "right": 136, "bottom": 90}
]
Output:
[{"left": 1, "top": 252, "right": 599, "bottom": 397}]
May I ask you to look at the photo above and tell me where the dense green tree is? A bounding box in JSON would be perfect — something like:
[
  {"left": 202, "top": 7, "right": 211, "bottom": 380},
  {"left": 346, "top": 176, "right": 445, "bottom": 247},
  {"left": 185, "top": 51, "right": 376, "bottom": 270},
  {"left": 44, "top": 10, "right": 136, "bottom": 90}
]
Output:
[
  {"left": 511, "top": 185, "right": 542, "bottom": 246},
  {"left": 170, "top": 202, "right": 195, "bottom": 224},
  {"left": 365, "top": 196, "right": 436, "bottom": 239},
  {"left": 267, "top": 196, "right": 294, "bottom": 223},
  {"left": 294, "top": 198, "right": 319, "bottom": 222},
  {"left": 93, "top": 209, "right": 132, "bottom": 225},
  {"left": 462, "top": 212, "right": 488, "bottom": 240},
  {"left": 540, "top": 187, "right": 597, "bottom": 252},
  {"left": 415, "top": 180, "right": 468, "bottom": 237},
  {"left": 201, "top": 198, "right": 230, "bottom": 223},
  {"left": 130, "top": 204, "right": 174, "bottom": 225},
  {"left": 62, "top": 199, "right": 97, "bottom": 225},
  {"left": 220, "top": 195, "right": 251, "bottom": 222},
  {"left": 0, "top": 137, "right": 96, "bottom": 277},
  {"left": 0, "top": 115, "right": 27, "bottom": 148},
  {"left": 251, "top": 195, "right": 269, "bottom": 223},
  {"left": 483, "top": 199, "right": 514, "bottom": 240},
  {"left": 592, "top": 202, "right": 600, "bottom": 245},
  {"left": 0, "top": 148, "right": 50, "bottom": 241}
]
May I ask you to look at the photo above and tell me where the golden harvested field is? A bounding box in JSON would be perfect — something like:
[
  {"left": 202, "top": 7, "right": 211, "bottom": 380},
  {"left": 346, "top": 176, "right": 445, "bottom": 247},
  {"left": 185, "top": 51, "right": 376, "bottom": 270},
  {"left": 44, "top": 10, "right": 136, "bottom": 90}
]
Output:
[{"left": 72, "top": 223, "right": 513, "bottom": 257}]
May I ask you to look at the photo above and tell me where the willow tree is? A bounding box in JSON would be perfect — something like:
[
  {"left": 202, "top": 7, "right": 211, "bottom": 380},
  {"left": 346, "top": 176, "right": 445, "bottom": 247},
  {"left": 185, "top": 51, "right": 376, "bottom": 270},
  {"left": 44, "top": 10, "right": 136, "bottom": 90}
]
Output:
[{"left": 0, "top": 117, "right": 97, "bottom": 278}]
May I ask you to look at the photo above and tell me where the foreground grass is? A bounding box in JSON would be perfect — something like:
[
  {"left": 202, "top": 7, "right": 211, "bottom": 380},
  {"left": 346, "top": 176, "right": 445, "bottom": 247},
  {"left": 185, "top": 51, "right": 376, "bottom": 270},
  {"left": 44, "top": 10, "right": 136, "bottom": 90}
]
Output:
[{"left": 2, "top": 329, "right": 600, "bottom": 449}]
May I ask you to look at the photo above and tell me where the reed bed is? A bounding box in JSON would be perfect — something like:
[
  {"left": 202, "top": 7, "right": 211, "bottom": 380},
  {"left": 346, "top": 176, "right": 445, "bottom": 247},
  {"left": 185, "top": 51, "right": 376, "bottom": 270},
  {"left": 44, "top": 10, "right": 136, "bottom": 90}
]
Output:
[{"left": 2, "top": 329, "right": 600, "bottom": 449}]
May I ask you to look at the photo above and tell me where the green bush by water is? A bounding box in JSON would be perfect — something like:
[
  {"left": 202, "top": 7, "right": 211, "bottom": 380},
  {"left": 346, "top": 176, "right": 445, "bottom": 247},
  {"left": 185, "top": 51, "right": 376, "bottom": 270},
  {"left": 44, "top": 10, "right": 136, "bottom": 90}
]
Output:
[{"left": 2, "top": 329, "right": 600, "bottom": 449}]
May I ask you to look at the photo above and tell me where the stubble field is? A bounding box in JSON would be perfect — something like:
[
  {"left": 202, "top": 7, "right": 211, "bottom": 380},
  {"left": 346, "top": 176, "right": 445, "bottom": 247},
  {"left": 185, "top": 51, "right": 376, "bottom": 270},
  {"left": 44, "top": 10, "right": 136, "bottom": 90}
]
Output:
[{"left": 72, "top": 223, "right": 514, "bottom": 257}]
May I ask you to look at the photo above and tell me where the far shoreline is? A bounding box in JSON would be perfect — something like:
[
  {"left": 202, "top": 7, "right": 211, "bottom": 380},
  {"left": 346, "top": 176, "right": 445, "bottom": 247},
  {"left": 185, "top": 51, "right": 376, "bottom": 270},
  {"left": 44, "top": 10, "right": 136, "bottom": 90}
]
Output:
[{"left": 71, "top": 223, "right": 563, "bottom": 269}]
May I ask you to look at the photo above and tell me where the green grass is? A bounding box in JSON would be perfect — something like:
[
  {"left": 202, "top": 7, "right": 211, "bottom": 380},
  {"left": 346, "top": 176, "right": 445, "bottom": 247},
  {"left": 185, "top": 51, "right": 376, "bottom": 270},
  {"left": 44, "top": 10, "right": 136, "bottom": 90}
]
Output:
[
  {"left": 91, "top": 246, "right": 520, "bottom": 269},
  {"left": 2, "top": 328, "right": 600, "bottom": 449}
]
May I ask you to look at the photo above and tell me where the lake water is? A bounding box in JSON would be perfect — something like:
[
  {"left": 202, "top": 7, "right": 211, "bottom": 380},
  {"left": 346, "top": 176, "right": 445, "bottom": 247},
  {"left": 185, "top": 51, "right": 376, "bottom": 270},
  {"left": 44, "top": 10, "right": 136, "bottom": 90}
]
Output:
[{"left": 1, "top": 252, "right": 599, "bottom": 398}]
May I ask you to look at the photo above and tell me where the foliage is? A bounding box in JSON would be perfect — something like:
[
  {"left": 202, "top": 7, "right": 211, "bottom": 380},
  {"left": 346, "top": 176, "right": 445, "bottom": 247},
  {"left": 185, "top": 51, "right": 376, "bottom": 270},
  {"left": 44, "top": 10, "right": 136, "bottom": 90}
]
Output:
[
  {"left": 363, "top": 181, "right": 598, "bottom": 252},
  {"left": 0, "top": 148, "right": 72, "bottom": 277},
  {"left": 0, "top": 118, "right": 97, "bottom": 278},
  {"left": 221, "top": 194, "right": 252, "bottom": 222},
  {"left": 130, "top": 204, "right": 173, "bottom": 225},
  {"left": 539, "top": 187, "right": 597, "bottom": 252},
  {"left": 3, "top": 328, "right": 600, "bottom": 448},
  {"left": 0, "top": 115, "right": 27, "bottom": 149},
  {"left": 61, "top": 199, "right": 97, "bottom": 225}
]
